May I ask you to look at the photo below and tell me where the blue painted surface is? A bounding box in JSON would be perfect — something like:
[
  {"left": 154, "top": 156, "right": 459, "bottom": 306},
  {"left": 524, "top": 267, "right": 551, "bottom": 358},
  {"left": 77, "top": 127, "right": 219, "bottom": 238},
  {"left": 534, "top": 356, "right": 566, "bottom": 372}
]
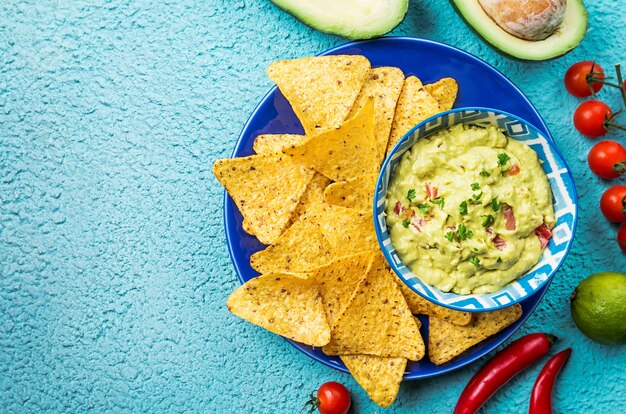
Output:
[{"left": 1, "top": 1, "right": 624, "bottom": 412}]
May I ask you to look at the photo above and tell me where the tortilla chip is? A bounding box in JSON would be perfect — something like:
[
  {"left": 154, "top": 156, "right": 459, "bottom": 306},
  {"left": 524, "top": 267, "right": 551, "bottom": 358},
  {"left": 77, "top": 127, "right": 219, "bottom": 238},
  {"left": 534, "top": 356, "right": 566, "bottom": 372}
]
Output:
[
  {"left": 322, "top": 174, "right": 378, "bottom": 212},
  {"left": 267, "top": 55, "right": 370, "bottom": 136},
  {"left": 213, "top": 154, "right": 314, "bottom": 245},
  {"left": 386, "top": 76, "right": 441, "bottom": 156},
  {"left": 290, "top": 173, "right": 331, "bottom": 223},
  {"left": 307, "top": 203, "right": 378, "bottom": 257},
  {"left": 250, "top": 211, "right": 333, "bottom": 274},
  {"left": 284, "top": 99, "right": 378, "bottom": 181},
  {"left": 428, "top": 304, "right": 523, "bottom": 365},
  {"left": 348, "top": 67, "right": 404, "bottom": 164},
  {"left": 307, "top": 251, "right": 374, "bottom": 327},
  {"left": 425, "top": 77, "right": 458, "bottom": 111},
  {"left": 396, "top": 279, "right": 472, "bottom": 326},
  {"left": 323, "top": 255, "right": 425, "bottom": 360},
  {"left": 226, "top": 273, "right": 331, "bottom": 346},
  {"left": 253, "top": 134, "right": 308, "bottom": 155},
  {"left": 341, "top": 355, "right": 406, "bottom": 408},
  {"left": 252, "top": 133, "right": 328, "bottom": 224}
]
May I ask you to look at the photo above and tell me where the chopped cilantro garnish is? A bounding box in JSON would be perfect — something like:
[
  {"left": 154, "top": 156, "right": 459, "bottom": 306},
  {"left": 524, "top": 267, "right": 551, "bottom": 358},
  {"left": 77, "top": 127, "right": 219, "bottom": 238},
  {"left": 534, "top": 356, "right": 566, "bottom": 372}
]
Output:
[
  {"left": 471, "top": 182, "right": 481, "bottom": 191},
  {"left": 456, "top": 224, "right": 473, "bottom": 241},
  {"left": 491, "top": 196, "right": 501, "bottom": 212},
  {"left": 498, "top": 153, "right": 510, "bottom": 166},
  {"left": 444, "top": 231, "right": 455, "bottom": 242},
  {"left": 407, "top": 189, "right": 416, "bottom": 202},
  {"left": 480, "top": 169, "right": 491, "bottom": 177},
  {"left": 469, "top": 257, "right": 481, "bottom": 267},
  {"left": 459, "top": 200, "right": 468, "bottom": 215},
  {"left": 431, "top": 197, "right": 445, "bottom": 209},
  {"left": 402, "top": 219, "right": 411, "bottom": 228},
  {"left": 497, "top": 257, "right": 503, "bottom": 263},
  {"left": 472, "top": 191, "right": 483, "bottom": 200},
  {"left": 417, "top": 203, "right": 430, "bottom": 214},
  {"left": 482, "top": 215, "right": 495, "bottom": 227}
]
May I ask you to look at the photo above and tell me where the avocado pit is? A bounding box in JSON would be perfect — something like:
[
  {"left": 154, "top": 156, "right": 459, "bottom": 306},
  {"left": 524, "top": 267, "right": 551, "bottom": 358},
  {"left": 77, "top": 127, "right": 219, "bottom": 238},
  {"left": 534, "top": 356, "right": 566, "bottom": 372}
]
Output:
[{"left": 478, "top": 0, "right": 567, "bottom": 41}]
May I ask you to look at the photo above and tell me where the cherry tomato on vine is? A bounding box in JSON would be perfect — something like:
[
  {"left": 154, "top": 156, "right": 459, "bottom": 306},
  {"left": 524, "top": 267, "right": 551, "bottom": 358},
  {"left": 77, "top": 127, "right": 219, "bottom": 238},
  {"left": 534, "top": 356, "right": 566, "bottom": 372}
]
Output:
[
  {"left": 588, "top": 141, "right": 626, "bottom": 179},
  {"left": 600, "top": 186, "right": 626, "bottom": 223},
  {"left": 564, "top": 61, "right": 605, "bottom": 98},
  {"left": 304, "top": 382, "right": 351, "bottom": 414},
  {"left": 574, "top": 100, "right": 612, "bottom": 138},
  {"left": 618, "top": 224, "right": 626, "bottom": 253}
]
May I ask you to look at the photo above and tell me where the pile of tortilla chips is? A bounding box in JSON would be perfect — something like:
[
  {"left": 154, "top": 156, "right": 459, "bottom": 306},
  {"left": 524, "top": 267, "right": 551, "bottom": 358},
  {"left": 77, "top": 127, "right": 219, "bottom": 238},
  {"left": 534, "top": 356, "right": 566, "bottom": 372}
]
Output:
[{"left": 215, "top": 55, "right": 523, "bottom": 408}]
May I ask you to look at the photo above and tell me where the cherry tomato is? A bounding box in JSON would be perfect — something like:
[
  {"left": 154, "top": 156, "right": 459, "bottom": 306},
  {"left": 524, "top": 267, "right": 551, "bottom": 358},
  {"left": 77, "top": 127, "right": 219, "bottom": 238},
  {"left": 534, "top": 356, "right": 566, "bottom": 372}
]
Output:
[
  {"left": 618, "top": 224, "right": 626, "bottom": 253},
  {"left": 573, "top": 100, "right": 612, "bottom": 138},
  {"left": 564, "top": 61, "right": 605, "bottom": 98},
  {"left": 588, "top": 141, "right": 626, "bottom": 179},
  {"left": 305, "top": 382, "right": 351, "bottom": 414},
  {"left": 600, "top": 186, "right": 626, "bottom": 222}
]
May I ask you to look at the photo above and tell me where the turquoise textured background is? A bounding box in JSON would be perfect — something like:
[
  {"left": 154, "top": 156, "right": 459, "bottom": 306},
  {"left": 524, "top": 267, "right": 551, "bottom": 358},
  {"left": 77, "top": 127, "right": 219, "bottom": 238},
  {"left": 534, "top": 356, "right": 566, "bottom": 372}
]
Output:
[{"left": 1, "top": 1, "right": 625, "bottom": 412}]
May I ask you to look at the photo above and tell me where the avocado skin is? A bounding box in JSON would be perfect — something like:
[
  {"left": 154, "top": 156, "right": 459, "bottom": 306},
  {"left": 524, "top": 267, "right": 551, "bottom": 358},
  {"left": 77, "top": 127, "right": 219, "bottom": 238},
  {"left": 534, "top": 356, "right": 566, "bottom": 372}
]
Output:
[
  {"left": 270, "top": 0, "right": 409, "bottom": 40},
  {"left": 449, "top": 0, "right": 588, "bottom": 62}
]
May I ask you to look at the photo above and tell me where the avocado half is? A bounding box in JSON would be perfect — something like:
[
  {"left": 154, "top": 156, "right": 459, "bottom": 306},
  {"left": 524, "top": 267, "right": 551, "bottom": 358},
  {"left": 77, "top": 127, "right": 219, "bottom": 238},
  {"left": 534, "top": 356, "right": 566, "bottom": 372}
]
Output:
[
  {"left": 451, "top": 0, "right": 588, "bottom": 61},
  {"left": 270, "top": 0, "right": 408, "bottom": 40}
]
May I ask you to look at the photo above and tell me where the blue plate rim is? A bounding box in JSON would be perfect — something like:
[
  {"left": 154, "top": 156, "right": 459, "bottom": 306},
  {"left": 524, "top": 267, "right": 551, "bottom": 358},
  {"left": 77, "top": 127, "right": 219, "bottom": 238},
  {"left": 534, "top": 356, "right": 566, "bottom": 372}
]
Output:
[
  {"left": 374, "top": 106, "right": 579, "bottom": 313},
  {"left": 221, "top": 36, "right": 569, "bottom": 380}
]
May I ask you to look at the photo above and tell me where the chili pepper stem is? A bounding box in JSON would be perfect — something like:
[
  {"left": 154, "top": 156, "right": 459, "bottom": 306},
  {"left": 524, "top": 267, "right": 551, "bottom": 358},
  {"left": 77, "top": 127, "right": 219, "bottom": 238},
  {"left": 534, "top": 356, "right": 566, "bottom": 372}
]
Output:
[{"left": 544, "top": 334, "right": 558, "bottom": 345}]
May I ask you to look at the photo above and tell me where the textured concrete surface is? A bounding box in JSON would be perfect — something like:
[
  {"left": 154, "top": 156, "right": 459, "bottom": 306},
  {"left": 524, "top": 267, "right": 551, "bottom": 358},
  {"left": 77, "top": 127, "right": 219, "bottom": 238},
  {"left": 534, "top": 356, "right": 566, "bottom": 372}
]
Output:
[{"left": 1, "top": 0, "right": 625, "bottom": 412}]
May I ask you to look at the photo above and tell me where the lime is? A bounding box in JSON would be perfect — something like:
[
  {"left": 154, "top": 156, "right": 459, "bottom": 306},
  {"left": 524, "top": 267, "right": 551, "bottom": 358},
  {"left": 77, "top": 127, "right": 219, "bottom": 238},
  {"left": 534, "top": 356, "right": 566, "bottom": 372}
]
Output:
[{"left": 570, "top": 272, "right": 626, "bottom": 344}]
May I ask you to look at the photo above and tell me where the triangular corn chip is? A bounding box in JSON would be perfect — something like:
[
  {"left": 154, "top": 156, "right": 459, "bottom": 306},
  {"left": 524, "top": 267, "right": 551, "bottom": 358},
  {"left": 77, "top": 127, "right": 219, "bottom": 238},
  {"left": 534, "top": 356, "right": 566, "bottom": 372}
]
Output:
[
  {"left": 253, "top": 133, "right": 308, "bottom": 155},
  {"left": 250, "top": 211, "right": 333, "bottom": 274},
  {"left": 341, "top": 355, "right": 406, "bottom": 408},
  {"left": 267, "top": 55, "right": 370, "bottom": 136},
  {"left": 307, "top": 251, "right": 374, "bottom": 327},
  {"left": 226, "top": 274, "right": 331, "bottom": 347},
  {"left": 348, "top": 67, "right": 404, "bottom": 165},
  {"left": 213, "top": 154, "right": 314, "bottom": 245},
  {"left": 386, "top": 76, "right": 441, "bottom": 155},
  {"left": 284, "top": 99, "right": 378, "bottom": 181},
  {"left": 290, "top": 173, "right": 331, "bottom": 224},
  {"left": 428, "top": 304, "right": 523, "bottom": 365},
  {"left": 323, "top": 255, "right": 425, "bottom": 360},
  {"left": 425, "top": 77, "right": 458, "bottom": 111},
  {"left": 323, "top": 174, "right": 378, "bottom": 212},
  {"left": 396, "top": 279, "right": 472, "bottom": 326},
  {"left": 307, "top": 203, "right": 378, "bottom": 257}
]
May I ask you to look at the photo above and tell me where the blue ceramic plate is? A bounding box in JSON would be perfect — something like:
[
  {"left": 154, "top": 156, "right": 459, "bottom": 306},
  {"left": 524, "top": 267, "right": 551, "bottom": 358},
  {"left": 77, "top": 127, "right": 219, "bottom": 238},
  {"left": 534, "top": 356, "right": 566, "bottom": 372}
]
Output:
[
  {"left": 223, "top": 37, "right": 565, "bottom": 380},
  {"left": 375, "top": 108, "right": 577, "bottom": 312}
]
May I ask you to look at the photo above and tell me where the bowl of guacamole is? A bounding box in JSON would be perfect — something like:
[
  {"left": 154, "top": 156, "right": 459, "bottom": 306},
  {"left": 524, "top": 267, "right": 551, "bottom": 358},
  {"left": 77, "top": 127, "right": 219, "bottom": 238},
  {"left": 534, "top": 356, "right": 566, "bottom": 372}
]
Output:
[{"left": 374, "top": 108, "right": 577, "bottom": 311}]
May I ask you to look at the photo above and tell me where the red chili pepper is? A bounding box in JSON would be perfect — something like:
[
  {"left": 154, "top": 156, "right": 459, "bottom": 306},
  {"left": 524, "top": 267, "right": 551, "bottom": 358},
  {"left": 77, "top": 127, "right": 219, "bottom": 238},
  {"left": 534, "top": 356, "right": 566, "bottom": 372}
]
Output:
[
  {"left": 529, "top": 348, "right": 572, "bottom": 414},
  {"left": 453, "top": 333, "right": 557, "bottom": 414}
]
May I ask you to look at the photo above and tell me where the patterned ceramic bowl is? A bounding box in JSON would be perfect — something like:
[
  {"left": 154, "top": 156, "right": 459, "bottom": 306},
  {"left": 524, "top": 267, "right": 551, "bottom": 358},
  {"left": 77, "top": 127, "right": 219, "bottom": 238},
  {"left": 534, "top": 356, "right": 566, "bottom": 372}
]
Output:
[{"left": 374, "top": 108, "right": 578, "bottom": 312}]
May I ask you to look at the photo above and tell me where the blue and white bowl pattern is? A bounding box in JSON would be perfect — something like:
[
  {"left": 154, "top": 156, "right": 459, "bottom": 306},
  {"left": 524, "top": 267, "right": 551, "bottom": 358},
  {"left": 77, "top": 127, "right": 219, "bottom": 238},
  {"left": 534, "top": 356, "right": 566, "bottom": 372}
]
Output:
[{"left": 374, "top": 108, "right": 578, "bottom": 311}]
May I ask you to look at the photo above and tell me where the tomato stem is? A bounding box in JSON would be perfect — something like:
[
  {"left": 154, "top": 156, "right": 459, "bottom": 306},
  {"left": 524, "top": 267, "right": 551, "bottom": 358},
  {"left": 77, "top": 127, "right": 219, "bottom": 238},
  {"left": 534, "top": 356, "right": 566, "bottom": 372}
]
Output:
[
  {"left": 616, "top": 64, "right": 626, "bottom": 107},
  {"left": 303, "top": 392, "right": 320, "bottom": 414},
  {"left": 615, "top": 162, "right": 626, "bottom": 174},
  {"left": 589, "top": 76, "right": 622, "bottom": 89},
  {"left": 604, "top": 110, "right": 626, "bottom": 132}
]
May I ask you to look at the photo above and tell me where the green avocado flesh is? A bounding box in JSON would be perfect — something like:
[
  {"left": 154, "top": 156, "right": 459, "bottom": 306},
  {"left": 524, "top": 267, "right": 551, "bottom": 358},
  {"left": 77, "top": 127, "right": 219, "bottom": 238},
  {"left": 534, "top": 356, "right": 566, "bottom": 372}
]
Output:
[
  {"left": 270, "top": 0, "right": 408, "bottom": 40},
  {"left": 451, "top": 0, "right": 587, "bottom": 61}
]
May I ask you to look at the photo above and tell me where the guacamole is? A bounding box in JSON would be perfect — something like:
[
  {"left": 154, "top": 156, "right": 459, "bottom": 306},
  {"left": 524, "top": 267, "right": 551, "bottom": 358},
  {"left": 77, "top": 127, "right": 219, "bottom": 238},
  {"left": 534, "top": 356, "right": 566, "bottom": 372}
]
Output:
[{"left": 385, "top": 124, "right": 555, "bottom": 295}]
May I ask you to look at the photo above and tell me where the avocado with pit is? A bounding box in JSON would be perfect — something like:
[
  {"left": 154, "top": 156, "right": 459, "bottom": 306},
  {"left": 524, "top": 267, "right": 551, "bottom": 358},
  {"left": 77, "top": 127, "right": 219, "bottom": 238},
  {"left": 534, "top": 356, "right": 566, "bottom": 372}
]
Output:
[
  {"left": 270, "top": 0, "right": 408, "bottom": 40},
  {"left": 451, "top": 0, "right": 588, "bottom": 61}
]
